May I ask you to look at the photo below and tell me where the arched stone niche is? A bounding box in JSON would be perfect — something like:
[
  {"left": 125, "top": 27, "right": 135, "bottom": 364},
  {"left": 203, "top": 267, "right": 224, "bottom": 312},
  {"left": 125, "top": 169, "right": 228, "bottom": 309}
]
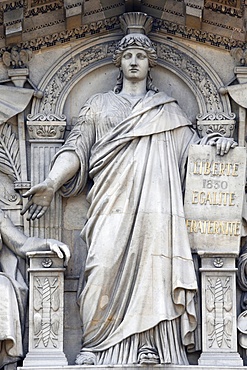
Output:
[
  {"left": 28, "top": 33, "right": 234, "bottom": 128},
  {"left": 24, "top": 32, "right": 240, "bottom": 366},
  {"left": 25, "top": 31, "right": 237, "bottom": 245}
]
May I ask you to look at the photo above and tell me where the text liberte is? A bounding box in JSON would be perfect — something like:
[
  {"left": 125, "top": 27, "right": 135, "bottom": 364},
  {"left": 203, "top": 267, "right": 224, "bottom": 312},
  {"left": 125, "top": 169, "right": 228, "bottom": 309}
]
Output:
[{"left": 192, "top": 161, "right": 239, "bottom": 177}]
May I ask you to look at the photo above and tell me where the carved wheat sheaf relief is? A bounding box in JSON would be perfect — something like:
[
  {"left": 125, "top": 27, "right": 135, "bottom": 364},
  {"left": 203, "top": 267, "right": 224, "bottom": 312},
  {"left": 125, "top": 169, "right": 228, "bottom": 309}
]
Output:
[
  {"left": 34, "top": 277, "right": 60, "bottom": 348},
  {"left": 206, "top": 276, "right": 232, "bottom": 349}
]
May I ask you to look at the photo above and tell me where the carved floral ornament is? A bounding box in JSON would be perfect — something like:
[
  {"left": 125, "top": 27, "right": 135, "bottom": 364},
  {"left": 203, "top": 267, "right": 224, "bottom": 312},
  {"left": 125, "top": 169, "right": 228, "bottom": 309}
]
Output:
[
  {"left": 27, "top": 120, "right": 66, "bottom": 140},
  {"left": 29, "top": 36, "right": 233, "bottom": 134}
]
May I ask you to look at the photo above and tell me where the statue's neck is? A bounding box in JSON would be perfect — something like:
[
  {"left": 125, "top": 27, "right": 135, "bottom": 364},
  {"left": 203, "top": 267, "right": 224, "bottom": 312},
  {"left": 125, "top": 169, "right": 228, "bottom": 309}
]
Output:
[{"left": 120, "top": 78, "right": 147, "bottom": 97}]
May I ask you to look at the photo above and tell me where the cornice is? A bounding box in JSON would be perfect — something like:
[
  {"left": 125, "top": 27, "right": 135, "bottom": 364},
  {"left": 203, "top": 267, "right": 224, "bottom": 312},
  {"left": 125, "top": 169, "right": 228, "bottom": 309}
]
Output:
[
  {"left": 153, "top": 19, "right": 245, "bottom": 50},
  {"left": 0, "top": 0, "right": 63, "bottom": 16},
  {"left": 83, "top": 2, "right": 124, "bottom": 17},
  {"left": 0, "top": 17, "right": 244, "bottom": 63},
  {"left": 204, "top": 0, "right": 244, "bottom": 18},
  {"left": 0, "top": 4, "right": 245, "bottom": 59}
]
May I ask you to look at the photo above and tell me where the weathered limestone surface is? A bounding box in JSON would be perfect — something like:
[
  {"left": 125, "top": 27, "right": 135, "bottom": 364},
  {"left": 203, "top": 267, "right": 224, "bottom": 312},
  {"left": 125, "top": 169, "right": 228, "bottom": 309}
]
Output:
[
  {"left": 0, "top": 1, "right": 246, "bottom": 369},
  {"left": 184, "top": 145, "right": 246, "bottom": 254}
]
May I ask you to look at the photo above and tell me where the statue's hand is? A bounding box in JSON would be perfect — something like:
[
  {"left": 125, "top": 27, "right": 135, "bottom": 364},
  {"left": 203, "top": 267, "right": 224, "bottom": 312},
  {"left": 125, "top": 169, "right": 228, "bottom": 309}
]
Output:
[
  {"left": 47, "top": 239, "right": 71, "bottom": 266},
  {"left": 21, "top": 178, "right": 55, "bottom": 220},
  {"left": 207, "top": 136, "right": 238, "bottom": 156}
]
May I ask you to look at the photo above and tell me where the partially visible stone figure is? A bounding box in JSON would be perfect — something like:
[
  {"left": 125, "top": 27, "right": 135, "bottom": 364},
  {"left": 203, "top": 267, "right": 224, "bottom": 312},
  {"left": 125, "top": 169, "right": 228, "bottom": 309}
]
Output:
[
  {"left": 237, "top": 239, "right": 247, "bottom": 352},
  {"left": 0, "top": 208, "right": 70, "bottom": 370},
  {"left": 21, "top": 12, "right": 236, "bottom": 366}
]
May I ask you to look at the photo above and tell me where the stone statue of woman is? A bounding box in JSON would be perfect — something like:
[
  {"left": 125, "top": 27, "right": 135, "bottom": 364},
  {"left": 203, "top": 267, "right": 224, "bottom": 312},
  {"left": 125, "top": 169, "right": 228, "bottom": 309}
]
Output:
[{"left": 21, "top": 12, "right": 236, "bottom": 366}]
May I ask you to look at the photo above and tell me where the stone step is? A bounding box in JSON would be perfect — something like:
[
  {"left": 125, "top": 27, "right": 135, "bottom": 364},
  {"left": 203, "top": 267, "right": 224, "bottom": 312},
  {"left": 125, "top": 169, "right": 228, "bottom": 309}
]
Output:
[{"left": 18, "top": 366, "right": 247, "bottom": 370}]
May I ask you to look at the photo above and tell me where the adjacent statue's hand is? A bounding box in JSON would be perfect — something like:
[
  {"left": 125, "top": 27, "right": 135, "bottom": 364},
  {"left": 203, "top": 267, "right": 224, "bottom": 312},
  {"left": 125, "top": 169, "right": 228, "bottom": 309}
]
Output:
[
  {"left": 21, "top": 178, "right": 55, "bottom": 220},
  {"left": 47, "top": 239, "right": 71, "bottom": 266},
  {"left": 207, "top": 136, "right": 238, "bottom": 156}
]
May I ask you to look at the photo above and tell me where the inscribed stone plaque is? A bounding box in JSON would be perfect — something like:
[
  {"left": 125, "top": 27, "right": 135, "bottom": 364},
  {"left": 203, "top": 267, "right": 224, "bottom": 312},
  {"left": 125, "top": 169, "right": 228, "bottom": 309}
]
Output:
[{"left": 184, "top": 145, "right": 246, "bottom": 253}]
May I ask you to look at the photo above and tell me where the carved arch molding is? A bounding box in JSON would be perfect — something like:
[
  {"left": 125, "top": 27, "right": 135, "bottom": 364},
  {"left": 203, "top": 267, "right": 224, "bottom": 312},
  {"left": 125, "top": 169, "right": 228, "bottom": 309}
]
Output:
[{"left": 29, "top": 33, "right": 234, "bottom": 124}]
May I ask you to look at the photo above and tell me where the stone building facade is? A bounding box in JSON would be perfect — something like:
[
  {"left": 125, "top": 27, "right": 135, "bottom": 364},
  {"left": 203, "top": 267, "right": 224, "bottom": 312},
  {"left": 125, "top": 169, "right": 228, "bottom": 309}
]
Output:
[{"left": 0, "top": 1, "right": 246, "bottom": 369}]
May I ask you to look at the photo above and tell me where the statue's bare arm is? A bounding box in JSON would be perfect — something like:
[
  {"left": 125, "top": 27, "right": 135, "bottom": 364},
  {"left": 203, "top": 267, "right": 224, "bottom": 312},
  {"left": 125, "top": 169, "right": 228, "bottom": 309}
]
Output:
[
  {"left": 21, "top": 151, "right": 80, "bottom": 220},
  {"left": 0, "top": 209, "right": 70, "bottom": 265}
]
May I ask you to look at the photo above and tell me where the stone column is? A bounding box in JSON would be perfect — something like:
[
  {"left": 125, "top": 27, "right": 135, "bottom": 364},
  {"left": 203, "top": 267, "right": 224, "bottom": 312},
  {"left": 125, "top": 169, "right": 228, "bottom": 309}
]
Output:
[
  {"left": 199, "top": 252, "right": 242, "bottom": 366},
  {"left": 23, "top": 251, "right": 68, "bottom": 367},
  {"left": 27, "top": 116, "right": 66, "bottom": 240}
]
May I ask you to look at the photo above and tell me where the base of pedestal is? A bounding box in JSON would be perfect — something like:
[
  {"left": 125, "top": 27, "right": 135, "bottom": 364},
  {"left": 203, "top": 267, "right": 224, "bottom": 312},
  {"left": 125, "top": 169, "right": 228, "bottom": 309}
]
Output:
[
  {"left": 198, "top": 352, "right": 243, "bottom": 367},
  {"left": 19, "top": 365, "right": 246, "bottom": 370},
  {"left": 22, "top": 351, "right": 68, "bottom": 367}
]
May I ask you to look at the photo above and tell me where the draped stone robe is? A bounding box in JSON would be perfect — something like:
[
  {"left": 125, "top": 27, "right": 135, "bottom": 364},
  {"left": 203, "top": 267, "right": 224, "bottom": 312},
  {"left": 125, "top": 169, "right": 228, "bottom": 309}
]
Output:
[
  {"left": 0, "top": 235, "right": 28, "bottom": 368},
  {"left": 56, "top": 90, "right": 199, "bottom": 364}
]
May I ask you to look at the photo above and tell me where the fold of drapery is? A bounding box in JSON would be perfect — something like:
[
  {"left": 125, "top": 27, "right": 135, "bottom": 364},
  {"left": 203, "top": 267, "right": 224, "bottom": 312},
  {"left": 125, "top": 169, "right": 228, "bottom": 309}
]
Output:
[
  {"left": 54, "top": 91, "right": 198, "bottom": 362},
  {"left": 0, "top": 85, "right": 33, "bottom": 125}
]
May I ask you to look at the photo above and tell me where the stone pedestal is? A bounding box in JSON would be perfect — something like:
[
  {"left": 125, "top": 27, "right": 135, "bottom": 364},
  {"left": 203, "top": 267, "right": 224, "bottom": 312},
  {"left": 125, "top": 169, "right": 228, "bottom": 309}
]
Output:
[
  {"left": 23, "top": 251, "right": 68, "bottom": 367},
  {"left": 184, "top": 145, "right": 246, "bottom": 366},
  {"left": 198, "top": 252, "right": 243, "bottom": 366}
]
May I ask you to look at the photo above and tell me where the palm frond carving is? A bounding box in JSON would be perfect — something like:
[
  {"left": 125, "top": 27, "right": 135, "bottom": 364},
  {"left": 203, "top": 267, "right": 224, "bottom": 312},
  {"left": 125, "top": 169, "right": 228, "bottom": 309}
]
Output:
[{"left": 0, "top": 124, "right": 21, "bottom": 182}]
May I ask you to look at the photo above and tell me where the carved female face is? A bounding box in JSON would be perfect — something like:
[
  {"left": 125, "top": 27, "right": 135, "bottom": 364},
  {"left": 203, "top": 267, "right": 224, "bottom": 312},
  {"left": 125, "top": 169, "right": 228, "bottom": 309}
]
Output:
[{"left": 120, "top": 48, "right": 149, "bottom": 83}]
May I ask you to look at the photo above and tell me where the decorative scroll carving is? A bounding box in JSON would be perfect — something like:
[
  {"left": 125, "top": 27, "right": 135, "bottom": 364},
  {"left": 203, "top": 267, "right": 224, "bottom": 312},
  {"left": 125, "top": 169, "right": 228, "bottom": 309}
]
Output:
[
  {"left": 197, "top": 112, "right": 236, "bottom": 138},
  {"left": 26, "top": 0, "right": 63, "bottom": 13},
  {"left": 206, "top": 276, "right": 233, "bottom": 349},
  {"left": 34, "top": 277, "right": 60, "bottom": 348},
  {"left": 153, "top": 19, "right": 245, "bottom": 50},
  {"left": 205, "top": 0, "right": 243, "bottom": 17},
  {"left": 27, "top": 113, "right": 66, "bottom": 121},
  {"left": 2, "top": 1, "right": 23, "bottom": 11}
]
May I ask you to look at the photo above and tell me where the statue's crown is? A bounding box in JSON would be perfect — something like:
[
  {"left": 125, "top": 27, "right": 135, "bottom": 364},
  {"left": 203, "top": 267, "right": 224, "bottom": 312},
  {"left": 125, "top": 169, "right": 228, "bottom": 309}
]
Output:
[{"left": 119, "top": 12, "right": 153, "bottom": 35}]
